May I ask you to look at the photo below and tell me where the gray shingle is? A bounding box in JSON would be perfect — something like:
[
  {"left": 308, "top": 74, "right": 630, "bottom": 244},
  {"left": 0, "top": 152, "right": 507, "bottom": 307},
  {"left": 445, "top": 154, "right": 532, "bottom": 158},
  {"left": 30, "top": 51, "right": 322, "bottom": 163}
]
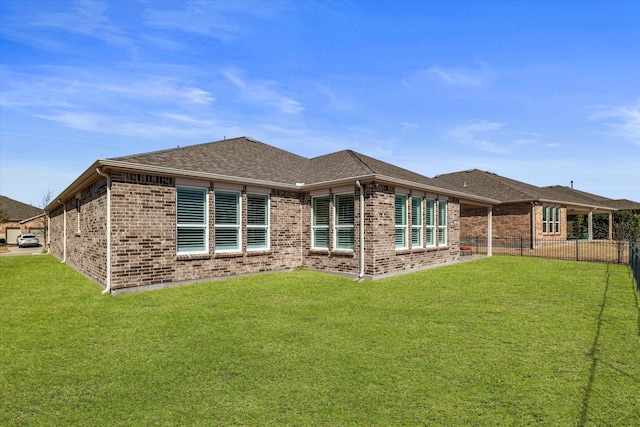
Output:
[{"left": 0, "top": 195, "right": 44, "bottom": 220}]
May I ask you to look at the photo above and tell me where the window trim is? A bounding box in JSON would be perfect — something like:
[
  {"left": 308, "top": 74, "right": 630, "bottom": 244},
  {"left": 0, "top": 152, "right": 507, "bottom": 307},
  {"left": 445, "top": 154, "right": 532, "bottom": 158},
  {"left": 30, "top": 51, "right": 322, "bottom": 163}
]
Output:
[
  {"left": 395, "top": 194, "right": 408, "bottom": 250},
  {"left": 542, "top": 205, "right": 561, "bottom": 235},
  {"left": 76, "top": 198, "right": 82, "bottom": 235},
  {"left": 437, "top": 200, "right": 447, "bottom": 246},
  {"left": 425, "top": 198, "right": 436, "bottom": 247},
  {"left": 312, "top": 195, "right": 331, "bottom": 250},
  {"left": 333, "top": 193, "right": 355, "bottom": 251},
  {"left": 176, "top": 186, "right": 209, "bottom": 255},
  {"left": 246, "top": 193, "right": 270, "bottom": 251},
  {"left": 214, "top": 190, "right": 241, "bottom": 253},
  {"left": 411, "top": 196, "right": 423, "bottom": 248}
]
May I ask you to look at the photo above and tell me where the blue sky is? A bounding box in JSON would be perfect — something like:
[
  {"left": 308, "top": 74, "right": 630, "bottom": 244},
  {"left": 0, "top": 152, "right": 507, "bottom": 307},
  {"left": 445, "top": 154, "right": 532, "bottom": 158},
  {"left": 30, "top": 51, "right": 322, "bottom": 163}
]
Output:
[{"left": 1, "top": 0, "right": 639, "bottom": 207}]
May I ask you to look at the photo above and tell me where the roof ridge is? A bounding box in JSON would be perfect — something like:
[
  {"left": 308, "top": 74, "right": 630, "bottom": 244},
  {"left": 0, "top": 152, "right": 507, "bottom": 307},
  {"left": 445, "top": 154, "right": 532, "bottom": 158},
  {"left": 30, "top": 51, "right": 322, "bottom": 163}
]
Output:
[
  {"left": 108, "top": 136, "right": 253, "bottom": 161},
  {"left": 346, "top": 150, "right": 375, "bottom": 175},
  {"left": 489, "top": 171, "right": 542, "bottom": 199}
]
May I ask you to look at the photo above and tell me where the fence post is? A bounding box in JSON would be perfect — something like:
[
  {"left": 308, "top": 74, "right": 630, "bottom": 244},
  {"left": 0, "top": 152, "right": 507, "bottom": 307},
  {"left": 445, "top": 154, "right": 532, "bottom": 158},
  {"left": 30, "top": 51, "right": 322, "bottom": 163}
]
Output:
[
  {"left": 575, "top": 237, "right": 579, "bottom": 262},
  {"left": 520, "top": 236, "right": 524, "bottom": 257},
  {"left": 475, "top": 236, "right": 479, "bottom": 254}
]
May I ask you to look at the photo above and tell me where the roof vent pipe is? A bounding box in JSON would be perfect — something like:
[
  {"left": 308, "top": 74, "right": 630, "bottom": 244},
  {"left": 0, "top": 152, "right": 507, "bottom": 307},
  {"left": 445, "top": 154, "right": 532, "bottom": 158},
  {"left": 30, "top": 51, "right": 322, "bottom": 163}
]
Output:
[{"left": 571, "top": 180, "right": 574, "bottom": 189}]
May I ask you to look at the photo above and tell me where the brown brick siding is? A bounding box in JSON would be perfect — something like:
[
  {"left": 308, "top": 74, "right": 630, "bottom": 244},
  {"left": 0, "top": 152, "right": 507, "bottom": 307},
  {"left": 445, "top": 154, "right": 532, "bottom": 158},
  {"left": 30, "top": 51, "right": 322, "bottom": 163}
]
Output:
[
  {"left": 49, "top": 179, "right": 109, "bottom": 285},
  {"left": 362, "top": 185, "right": 459, "bottom": 277},
  {"left": 460, "top": 202, "right": 567, "bottom": 244},
  {"left": 48, "top": 176, "right": 462, "bottom": 291}
]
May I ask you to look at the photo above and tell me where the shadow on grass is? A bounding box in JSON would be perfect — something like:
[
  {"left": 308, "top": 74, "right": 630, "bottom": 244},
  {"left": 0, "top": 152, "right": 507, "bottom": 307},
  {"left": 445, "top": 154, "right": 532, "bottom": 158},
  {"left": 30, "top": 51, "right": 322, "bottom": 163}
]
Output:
[
  {"left": 578, "top": 263, "right": 610, "bottom": 426},
  {"left": 579, "top": 263, "right": 640, "bottom": 426}
]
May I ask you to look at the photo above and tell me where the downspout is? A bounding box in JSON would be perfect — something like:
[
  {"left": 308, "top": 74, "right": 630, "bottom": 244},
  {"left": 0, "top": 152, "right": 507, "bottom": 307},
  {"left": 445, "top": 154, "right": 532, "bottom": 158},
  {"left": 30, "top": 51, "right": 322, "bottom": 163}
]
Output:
[
  {"left": 487, "top": 205, "right": 493, "bottom": 257},
  {"left": 96, "top": 168, "right": 112, "bottom": 295},
  {"left": 355, "top": 181, "right": 365, "bottom": 278},
  {"left": 58, "top": 200, "right": 66, "bottom": 263},
  {"left": 531, "top": 201, "right": 536, "bottom": 249},
  {"left": 46, "top": 214, "right": 51, "bottom": 254}
]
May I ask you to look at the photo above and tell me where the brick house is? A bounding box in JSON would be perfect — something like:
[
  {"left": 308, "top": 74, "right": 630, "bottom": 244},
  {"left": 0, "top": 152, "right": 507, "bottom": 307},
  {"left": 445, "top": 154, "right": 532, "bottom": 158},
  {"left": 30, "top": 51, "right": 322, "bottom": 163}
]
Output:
[
  {"left": 46, "top": 137, "right": 497, "bottom": 294},
  {"left": 431, "top": 169, "right": 620, "bottom": 247},
  {"left": 0, "top": 195, "right": 46, "bottom": 245}
]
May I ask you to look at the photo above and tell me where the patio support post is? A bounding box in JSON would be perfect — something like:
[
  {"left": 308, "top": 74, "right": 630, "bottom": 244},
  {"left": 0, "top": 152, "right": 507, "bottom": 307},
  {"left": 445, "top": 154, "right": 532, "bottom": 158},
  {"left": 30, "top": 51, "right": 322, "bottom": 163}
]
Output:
[
  {"left": 487, "top": 206, "right": 493, "bottom": 257},
  {"left": 588, "top": 209, "right": 594, "bottom": 241},
  {"left": 608, "top": 212, "right": 613, "bottom": 240}
]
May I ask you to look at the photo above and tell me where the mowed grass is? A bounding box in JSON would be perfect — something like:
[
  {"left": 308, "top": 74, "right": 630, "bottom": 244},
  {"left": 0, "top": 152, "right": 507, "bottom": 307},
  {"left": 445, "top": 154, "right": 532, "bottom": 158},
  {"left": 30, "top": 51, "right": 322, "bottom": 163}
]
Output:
[{"left": 1, "top": 255, "right": 638, "bottom": 426}]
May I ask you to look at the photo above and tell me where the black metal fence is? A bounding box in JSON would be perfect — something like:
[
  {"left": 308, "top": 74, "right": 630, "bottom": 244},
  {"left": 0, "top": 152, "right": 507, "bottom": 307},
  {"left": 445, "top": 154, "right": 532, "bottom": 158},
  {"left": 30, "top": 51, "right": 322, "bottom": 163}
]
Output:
[
  {"left": 630, "top": 242, "right": 640, "bottom": 292},
  {"left": 460, "top": 236, "right": 635, "bottom": 265}
]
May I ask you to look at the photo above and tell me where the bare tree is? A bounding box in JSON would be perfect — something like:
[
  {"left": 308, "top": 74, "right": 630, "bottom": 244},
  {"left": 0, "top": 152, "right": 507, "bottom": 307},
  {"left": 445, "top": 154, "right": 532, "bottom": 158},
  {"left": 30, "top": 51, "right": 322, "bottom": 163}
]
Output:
[{"left": 39, "top": 189, "right": 53, "bottom": 249}]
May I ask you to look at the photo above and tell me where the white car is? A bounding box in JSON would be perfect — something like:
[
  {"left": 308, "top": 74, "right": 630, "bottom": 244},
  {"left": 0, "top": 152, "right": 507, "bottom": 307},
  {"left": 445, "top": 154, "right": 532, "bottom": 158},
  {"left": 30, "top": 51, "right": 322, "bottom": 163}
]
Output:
[{"left": 17, "top": 234, "right": 40, "bottom": 248}]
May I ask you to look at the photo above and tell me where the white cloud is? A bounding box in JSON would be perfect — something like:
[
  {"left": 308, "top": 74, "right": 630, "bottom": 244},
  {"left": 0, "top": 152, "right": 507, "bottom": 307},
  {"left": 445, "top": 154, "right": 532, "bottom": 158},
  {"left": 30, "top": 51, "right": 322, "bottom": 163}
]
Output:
[
  {"left": 1, "top": 68, "right": 215, "bottom": 109},
  {"left": 143, "top": 1, "right": 289, "bottom": 41},
  {"left": 406, "top": 63, "right": 490, "bottom": 89},
  {"left": 590, "top": 100, "right": 640, "bottom": 145},
  {"left": 446, "top": 120, "right": 507, "bottom": 153},
  {"left": 36, "top": 111, "right": 219, "bottom": 140},
  {"left": 223, "top": 69, "right": 304, "bottom": 115}
]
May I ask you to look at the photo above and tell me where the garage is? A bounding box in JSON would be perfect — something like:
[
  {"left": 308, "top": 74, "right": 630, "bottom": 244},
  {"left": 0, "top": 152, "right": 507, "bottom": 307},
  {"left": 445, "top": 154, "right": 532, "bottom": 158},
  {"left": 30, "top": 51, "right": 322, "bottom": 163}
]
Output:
[
  {"left": 29, "top": 228, "right": 45, "bottom": 245},
  {"left": 6, "top": 228, "right": 21, "bottom": 245}
]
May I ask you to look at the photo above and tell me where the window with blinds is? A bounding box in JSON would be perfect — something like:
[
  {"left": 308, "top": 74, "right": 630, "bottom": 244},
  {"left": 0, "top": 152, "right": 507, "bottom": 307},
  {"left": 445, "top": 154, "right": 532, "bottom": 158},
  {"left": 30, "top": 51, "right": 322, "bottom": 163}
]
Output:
[
  {"left": 438, "top": 200, "right": 447, "bottom": 246},
  {"left": 411, "top": 196, "right": 422, "bottom": 247},
  {"left": 312, "top": 196, "right": 330, "bottom": 249},
  {"left": 334, "top": 194, "right": 354, "bottom": 250},
  {"left": 426, "top": 199, "right": 435, "bottom": 246},
  {"left": 247, "top": 194, "right": 269, "bottom": 250},
  {"left": 176, "top": 187, "right": 208, "bottom": 254},
  {"left": 214, "top": 191, "right": 240, "bottom": 252},
  {"left": 395, "top": 194, "right": 407, "bottom": 249}
]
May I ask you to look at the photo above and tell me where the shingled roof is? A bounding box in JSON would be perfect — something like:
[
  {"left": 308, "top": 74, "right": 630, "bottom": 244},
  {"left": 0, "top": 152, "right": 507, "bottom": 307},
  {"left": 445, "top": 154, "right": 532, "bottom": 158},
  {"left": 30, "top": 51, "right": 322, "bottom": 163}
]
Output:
[
  {"left": 432, "top": 169, "right": 622, "bottom": 211},
  {"left": 109, "top": 136, "right": 443, "bottom": 189},
  {"left": 48, "top": 137, "right": 502, "bottom": 211},
  {"left": 0, "top": 195, "right": 44, "bottom": 221},
  {"left": 109, "top": 137, "right": 310, "bottom": 184},
  {"left": 431, "top": 169, "right": 545, "bottom": 201}
]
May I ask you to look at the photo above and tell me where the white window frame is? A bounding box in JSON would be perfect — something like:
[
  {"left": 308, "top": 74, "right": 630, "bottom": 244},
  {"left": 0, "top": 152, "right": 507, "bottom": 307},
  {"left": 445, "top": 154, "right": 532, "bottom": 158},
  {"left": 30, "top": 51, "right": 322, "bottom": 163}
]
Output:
[
  {"left": 426, "top": 198, "right": 435, "bottom": 247},
  {"left": 312, "top": 196, "right": 330, "bottom": 250},
  {"left": 76, "top": 198, "right": 82, "bottom": 234},
  {"left": 542, "top": 205, "right": 561, "bottom": 235},
  {"left": 334, "top": 193, "right": 355, "bottom": 251},
  {"left": 437, "top": 200, "right": 447, "bottom": 246},
  {"left": 246, "top": 193, "right": 270, "bottom": 251},
  {"left": 214, "top": 190, "right": 241, "bottom": 253},
  {"left": 176, "top": 186, "right": 209, "bottom": 255},
  {"left": 395, "top": 194, "right": 408, "bottom": 250},
  {"left": 411, "top": 196, "right": 423, "bottom": 248}
]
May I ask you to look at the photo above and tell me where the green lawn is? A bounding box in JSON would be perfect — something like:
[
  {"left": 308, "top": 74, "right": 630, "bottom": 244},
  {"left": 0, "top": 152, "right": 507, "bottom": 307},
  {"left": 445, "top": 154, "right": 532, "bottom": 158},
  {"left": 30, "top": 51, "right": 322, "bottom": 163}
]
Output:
[{"left": 1, "top": 255, "right": 638, "bottom": 426}]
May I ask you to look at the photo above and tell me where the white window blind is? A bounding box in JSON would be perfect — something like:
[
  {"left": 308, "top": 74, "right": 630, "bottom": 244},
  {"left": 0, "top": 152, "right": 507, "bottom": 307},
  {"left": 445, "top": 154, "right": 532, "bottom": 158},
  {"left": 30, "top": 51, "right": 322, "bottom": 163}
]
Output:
[
  {"left": 334, "top": 194, "right": 354, "bottom": 250},
  {"left": 215, "top": 191, "right": 240, "bottom": 251},
  {"left": 411, "top": 196, "right": 422, "bottom": 247},
  {"left": 395, "top": 194, "right": 407, "bottom": 249},
  {"left": 312, "top": 196, "right": 330, "bottom": 249},
  {"left": 176, "top": 187, "right": 208, "bottom": 254},
  {"left": 247, "top": 194, "right": 269, "bottom": 250},
  {"left": 438, "top": 200, "right": 447, "bottom": 246},
  {"left": 426, "top": 199, "right": 435, "bottom": 246}
]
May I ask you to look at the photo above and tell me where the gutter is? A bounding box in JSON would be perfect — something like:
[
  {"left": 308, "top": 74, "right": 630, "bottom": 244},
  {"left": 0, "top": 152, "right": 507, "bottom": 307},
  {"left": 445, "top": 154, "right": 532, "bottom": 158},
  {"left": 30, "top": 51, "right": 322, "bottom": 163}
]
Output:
[
  {"left": 355, "top": 181, "right": 365, "bottom": 279},
  {"left": 96, "top": 168, "right": 112, "bottom": 295}
]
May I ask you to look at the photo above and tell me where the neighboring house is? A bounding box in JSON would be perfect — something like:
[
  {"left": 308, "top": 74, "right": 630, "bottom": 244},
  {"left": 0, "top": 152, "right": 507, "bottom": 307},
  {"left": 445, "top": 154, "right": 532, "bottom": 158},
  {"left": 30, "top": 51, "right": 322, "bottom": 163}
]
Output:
[
  {"left": 46, "top": 137, "right": 497, "bottom": 294},
  {"left": 431, "top": 169, "right": 621, "bottom": 245},
  {"left": 0, "top": 195, "right": 46, "bottom": 244}
]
